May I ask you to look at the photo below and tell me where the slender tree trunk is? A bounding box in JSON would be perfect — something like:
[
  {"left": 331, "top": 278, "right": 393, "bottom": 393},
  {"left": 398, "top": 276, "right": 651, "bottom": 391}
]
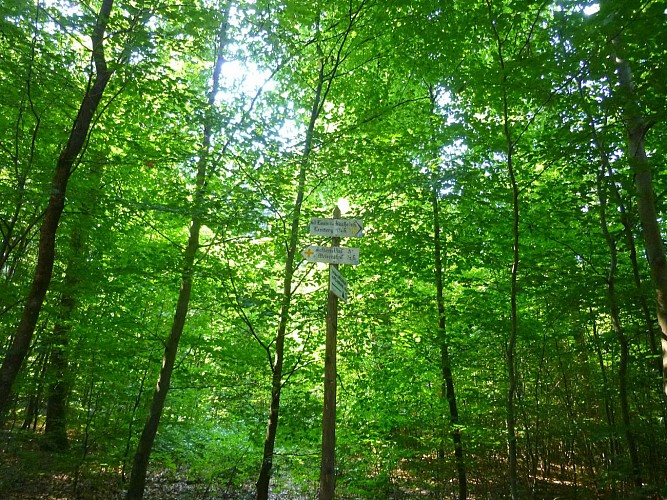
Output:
[
  {"left": 256, "top": 54, "right": 326, "bottom": 500},
  {"left": 42, "top": 302, "right": 72, "bottom": 448},
  {"left": 21, "top": 347, "right": 48, "bottom": 430},
  {"left": 617, "top": 199, "right": 667, "bottom": 425},
  {"left": 74, "top": 352, "right": 102, "bottom": 496},
  {"left": 556, "top": 348, "right": 580, "bottom": 495},
  {"left": 589, "top": 310, "right": 620, "bottom": 488},
  {"left": 497, "top": 80, "right": 520, "bottom": 500},
  {"left": 125, "top": 220, "right": 201, "bottom": 499},
  {"left": 431, "top": 182, "right": 467, "bottom": 499},
  {"left": 485, "top": 2, "right": 520, "bottom": 494},
  {"left": 1, "top": 2, "right": 42, "bottom": 278},
  {"left": 520, "top": 333, "right": 547, "bottom": 499},
  {"left": 596, "top": 165, "right": 642, "bottom": 489},
  {"left": 612, "top": 37, "right": 667, "bottom": 414},
  {"left": 0, "top": 0, "right": 114, "bottom": 420},
  {"left": 125, "top": 10, "right": 230, "bottom": 499},
  {"left": 255, "top": 8, "right": 361, "bottom": 488},
  {"left": 43, "top": 159, "right": 104, "bottom": 451},
  {"left": 122, "top": 365, "right": 150, "bottom": 481},
  {"left": 577, "top": 76, "right": 667, "bottom": 421}
]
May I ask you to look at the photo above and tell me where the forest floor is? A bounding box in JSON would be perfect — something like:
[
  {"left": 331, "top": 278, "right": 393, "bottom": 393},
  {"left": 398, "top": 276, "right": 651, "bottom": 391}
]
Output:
[
  {"left": 0, "top": 431, "right": 244, "bottom": 499},
  {"left": 0, "top": 449, "right": 610, "bottom": 500},
  {"left": 0, "top": 431, "right": 653, "bottom": 499}
]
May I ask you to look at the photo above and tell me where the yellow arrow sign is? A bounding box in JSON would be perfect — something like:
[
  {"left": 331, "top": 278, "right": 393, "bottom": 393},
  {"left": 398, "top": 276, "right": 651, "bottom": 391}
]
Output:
[{"left": 300, "top": 245, "right": 359, "bottom": 265}]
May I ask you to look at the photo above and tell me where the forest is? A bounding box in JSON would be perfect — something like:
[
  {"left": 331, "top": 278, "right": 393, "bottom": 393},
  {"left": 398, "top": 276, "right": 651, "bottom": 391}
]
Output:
[{"left": 1, "top": 0, "right": 666, "bottom": 498}]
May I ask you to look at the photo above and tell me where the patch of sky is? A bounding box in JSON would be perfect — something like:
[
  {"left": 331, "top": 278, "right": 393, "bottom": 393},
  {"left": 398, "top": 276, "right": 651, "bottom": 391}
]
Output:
[{"left": 583, "top": 4, "right": 600, "bottom": 15}]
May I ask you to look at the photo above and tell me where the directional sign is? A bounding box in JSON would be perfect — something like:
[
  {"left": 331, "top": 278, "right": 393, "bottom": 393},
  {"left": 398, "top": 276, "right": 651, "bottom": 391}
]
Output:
[
  {"left": 301, "top": 245, "right": 359, "bottom": 265},
  {"left": 329, "top": 266, "right": 348, "bottom": 301},
  {"left": 310, "top": 217, "right": 363, "bottom": 238}
]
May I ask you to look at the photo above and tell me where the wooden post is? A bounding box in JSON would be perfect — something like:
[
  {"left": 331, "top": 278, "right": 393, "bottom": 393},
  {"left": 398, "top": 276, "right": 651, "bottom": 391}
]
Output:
[{"left": 320, "top": 206, "right": 341, "bottom": 500}]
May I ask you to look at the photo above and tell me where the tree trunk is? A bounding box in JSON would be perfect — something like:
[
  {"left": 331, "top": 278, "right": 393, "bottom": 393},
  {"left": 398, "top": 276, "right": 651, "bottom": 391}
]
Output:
[
  {"left": 431, "top": 180, "right": 467, "bottom": 499},
  {"left": 577, "top": 75, "right": 667, "bottom": 421},
  {"left": 256, "top": 52, "right": 326, "bottom": 500},
  {"left": 43, "top": 308, "right": 72, "bottom": 449},
  {"left": 589, "top": 310, "right": 620, "bottom": 489},
  {"left": 43, "top": 159, "right": 104, "bottom": 451},
  {"left": 596, "top": 164, "right": 642, "bottom": 489},
  {"left": 617, "top": 197, "right": 667, "bottom": 423},
  {"left": 125, "top": 10, "right": 230, "bottom": 499},
  {"left": 485, "top": 2, "right": 521, "bottom": 494},
  {"left": 258, "top": 9, "right": 363, "bottom": 495},
  {"left": 506, "top": 134, "right": 520, "bottom": 500},
  {"left": 21, "top": 347, "right": 48, "bottom": 431},
  {"left": 612, "top": 36, "right": 667, "bottom": 416},
  {"left": 0, "top": 0, "right": 114, "bottom": 420},
  {"left": 122, "top": 365, "right": 150, "bottom": 482}
]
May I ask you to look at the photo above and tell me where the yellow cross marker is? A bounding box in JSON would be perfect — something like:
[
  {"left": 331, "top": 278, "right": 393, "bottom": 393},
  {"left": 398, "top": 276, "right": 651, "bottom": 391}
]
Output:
[{"left": 305, "top": 249, "right": 314, "bottom": 258}]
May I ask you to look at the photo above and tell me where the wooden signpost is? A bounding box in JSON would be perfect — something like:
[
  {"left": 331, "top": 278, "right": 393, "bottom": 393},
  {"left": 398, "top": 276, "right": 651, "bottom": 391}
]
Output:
[{"left": 304, "top": 206, "right": 362, "bottom": 500}]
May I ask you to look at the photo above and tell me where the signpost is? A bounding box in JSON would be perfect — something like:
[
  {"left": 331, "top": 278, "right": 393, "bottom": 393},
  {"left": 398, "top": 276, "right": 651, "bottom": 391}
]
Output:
[
  {"left": 309, "top": 207, "right": 362, "bottom": 500},
  {"left": 301, "top": 245, "right": 359, "bottom": 265},
  {"left": 310, "top": 217, "right": 363, "bottom": 238},
  {"left": 329, "top": 265, "right": 348, "bottom": 302}
]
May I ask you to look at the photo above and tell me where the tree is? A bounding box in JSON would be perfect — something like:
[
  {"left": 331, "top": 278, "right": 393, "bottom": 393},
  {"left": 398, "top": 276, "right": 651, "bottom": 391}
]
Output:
[
  {"left": 0, "top": 0, "right": 116, "bottom": 420},
  {"left": 431, "top": 165, "right": 467, "bottom": 499},
  {"left": 43, "top": 156, "right": 105, "bottom": 451},
  {"left": 126, "top": 4, "right": 231, "bottom": 497},
  {"left": 254, "top": 3, "right": 370, "bottom": 498},
  {"left": 605, "top": 1, "right": 667, "bottom": 410}
]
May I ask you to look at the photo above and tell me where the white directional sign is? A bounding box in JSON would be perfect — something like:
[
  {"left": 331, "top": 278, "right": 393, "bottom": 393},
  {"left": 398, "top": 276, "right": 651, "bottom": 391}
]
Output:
[
  {"left": 310, "top": 217, "right": 363, "bottom": 238},
  {"left": 301, "top": 245, "right": 360, "bottom": 265},
  {"left": 329, "top": 266, "right": 348, "bottom": 301}
]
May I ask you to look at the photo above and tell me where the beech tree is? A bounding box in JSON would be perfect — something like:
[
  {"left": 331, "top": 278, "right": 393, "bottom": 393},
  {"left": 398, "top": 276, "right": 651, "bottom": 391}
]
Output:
[
  {"left": 605, "top": 0, "right": 667, "bottom": 409},
  {"left": 0, "top": 0, "right": 117, "bottom": 419},
  {"left": 125, "top": 4, "right": 233, "bottom": 498}
]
